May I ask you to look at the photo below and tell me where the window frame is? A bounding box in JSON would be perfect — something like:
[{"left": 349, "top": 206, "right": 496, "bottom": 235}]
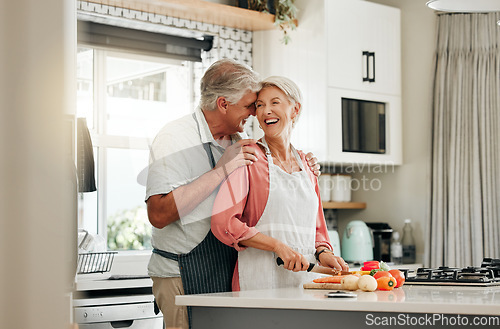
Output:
[{"left": 79, "top": 46, "right": 196, "bottom": 253}]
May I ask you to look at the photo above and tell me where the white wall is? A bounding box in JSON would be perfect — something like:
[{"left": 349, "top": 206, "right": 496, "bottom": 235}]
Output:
[
  {"left": 0, "top": 0, "right": 77, "bottom": 328},
  {"left": 338, "top": 0, "right": 437, "bottom": 265}
]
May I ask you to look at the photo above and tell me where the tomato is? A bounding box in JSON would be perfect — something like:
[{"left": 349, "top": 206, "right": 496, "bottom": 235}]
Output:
[
  {"left": 373, "top": 271, "right": 392, "bottom": 280},
  {"left": 389, "top": 269, "right": 406, "bottom": 288},
  {"left": 361, "top": 261, "right": 380, "bottom": 271},
  {"left": 377, "top": 276, "right": 397, "bottom": 291}
]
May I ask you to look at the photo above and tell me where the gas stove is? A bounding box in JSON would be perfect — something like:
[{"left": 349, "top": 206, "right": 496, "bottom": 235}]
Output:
[{"left": 405, "top": 258, "right": 500, "bottom": 286}]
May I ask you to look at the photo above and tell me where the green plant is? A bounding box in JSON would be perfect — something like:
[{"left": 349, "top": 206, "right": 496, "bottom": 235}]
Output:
[
  {"left": 273, "top": 0, "right": 298, "bottom": 45},
  {"left": 107, "top": 206, "right": 152, "bottom": 250},
  {"left": 246, "top": 0, "right": 298, "bottom": 45}
]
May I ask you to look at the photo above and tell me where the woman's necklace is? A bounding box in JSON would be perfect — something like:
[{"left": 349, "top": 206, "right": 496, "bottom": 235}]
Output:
[{"left": 270, "top": 147, "right": 294, "bottom": 173}]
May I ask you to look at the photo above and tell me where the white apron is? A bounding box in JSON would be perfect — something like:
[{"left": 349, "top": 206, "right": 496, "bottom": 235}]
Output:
[{"left": 238, "top": 138, "right": 321, "bottom": 291}]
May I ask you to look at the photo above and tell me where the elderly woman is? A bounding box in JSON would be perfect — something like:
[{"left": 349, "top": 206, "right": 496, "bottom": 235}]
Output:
[{"left": 211, "top": 76, "right": 349, "bottom": 291}]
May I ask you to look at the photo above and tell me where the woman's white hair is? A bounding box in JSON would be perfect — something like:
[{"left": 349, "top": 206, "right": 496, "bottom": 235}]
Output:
[
  {"left": 199, "top": 58, "right": 261, "bottom": 111},
  {"left": 260, "top": 76, "right": 303, "bottom": 125}
]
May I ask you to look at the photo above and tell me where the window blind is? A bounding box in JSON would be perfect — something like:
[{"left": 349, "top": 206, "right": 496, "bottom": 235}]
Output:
[{"left": 77, "top": 20, "right": 213, "bottom": 62}]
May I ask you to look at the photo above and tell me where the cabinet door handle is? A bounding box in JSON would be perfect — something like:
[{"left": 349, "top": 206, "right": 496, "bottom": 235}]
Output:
[
  {"left": 368, "top": 52, "right": 376, "bottom": 82},
  {"left": 362, "top": 51, "right": 370, "bottom": 82}
]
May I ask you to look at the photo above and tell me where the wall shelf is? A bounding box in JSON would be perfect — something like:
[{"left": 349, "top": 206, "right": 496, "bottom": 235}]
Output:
[
  {"left": 86, "top": 0, "right": 277, "bottom": 31},
  {"left": 322, "top": 201, "right": 366, "bottom": 210}
]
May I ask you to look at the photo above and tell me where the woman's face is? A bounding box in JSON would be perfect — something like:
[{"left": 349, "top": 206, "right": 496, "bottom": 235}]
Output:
[{"left": 255, "top": 86, "right": 300, "bottom": 139}]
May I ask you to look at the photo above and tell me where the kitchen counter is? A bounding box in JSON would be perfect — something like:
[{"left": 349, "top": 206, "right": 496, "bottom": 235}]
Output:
[{"left": 176, "top": 285, "right": 500, "bottom": 328}]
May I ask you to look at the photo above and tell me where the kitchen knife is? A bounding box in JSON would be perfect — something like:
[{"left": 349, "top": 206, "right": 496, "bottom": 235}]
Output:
[{"left": 276, "top": 257, "right": 351, "bottom": 276}]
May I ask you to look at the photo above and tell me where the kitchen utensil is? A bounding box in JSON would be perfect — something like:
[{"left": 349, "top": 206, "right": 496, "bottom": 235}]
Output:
[
  {"left": 341, "top": 220, "right": 374, "bottom": 263},
  {"left": 303, "top": 282, "right": 342, "bottom": 289},
  {"left": 276, "top": 257, "right": 351, "bottom": 276},
  {"left": 318, "top": 174, "right": 333, "bottom": 201},
  {"left": 331, "top": 174, "right": 351, "bottom": 202}
]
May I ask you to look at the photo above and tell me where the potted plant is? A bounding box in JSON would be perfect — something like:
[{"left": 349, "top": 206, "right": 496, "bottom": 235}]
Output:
[{"left": 238, "top": 0, "right": 298, "bottom": 44}]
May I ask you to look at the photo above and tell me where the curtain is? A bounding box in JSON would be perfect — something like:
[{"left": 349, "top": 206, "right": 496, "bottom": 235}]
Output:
[{"left": 428, "top": 13, "right": 500, "bottom": 268}]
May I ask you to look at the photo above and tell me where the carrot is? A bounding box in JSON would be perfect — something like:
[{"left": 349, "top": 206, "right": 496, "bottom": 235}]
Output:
[{"left": 313, "top": 274, "right": 360, "bottom": 284}]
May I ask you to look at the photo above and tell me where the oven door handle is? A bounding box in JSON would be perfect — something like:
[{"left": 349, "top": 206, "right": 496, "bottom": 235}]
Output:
[{"left": 110, "top": 320, "right": 134, "bottom": 328}]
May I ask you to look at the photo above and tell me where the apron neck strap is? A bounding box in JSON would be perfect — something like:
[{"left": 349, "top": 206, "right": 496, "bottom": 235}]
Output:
[{"left": 259, "top": 137, "right": 304, "bottom": 170}]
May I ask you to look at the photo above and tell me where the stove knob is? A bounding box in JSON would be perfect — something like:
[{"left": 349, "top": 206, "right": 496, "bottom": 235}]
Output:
[{"left": 83, "top": 312, "right": 88, "bottom": 318}]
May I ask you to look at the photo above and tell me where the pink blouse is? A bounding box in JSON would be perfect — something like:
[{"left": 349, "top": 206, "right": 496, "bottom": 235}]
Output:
[{"left": 211, "top": 143, "right": 332, "bottom": 291}]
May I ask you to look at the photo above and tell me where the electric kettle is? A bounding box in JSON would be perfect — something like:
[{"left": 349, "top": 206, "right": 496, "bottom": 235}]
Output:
[{"left": 341, "top": 220, "right": 374, "bottom": 263}]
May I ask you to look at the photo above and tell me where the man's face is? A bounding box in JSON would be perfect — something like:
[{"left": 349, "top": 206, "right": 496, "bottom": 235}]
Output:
[{"left": 224, "top": 91, "right": 258, "bottom": 134}]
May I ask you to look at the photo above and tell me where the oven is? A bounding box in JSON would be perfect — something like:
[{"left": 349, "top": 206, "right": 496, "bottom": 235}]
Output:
[
  {"left": 404, "top": 258, "right": 500, "bottom": 287},
  {"left": 73, "top": 277, "right": 163, "bottom": 329}
]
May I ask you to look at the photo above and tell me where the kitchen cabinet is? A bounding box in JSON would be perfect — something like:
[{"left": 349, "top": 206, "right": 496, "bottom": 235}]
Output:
[
  {"left": 253, "top": 0, "right": 402, "bottom": 165},
  {"left": 326, "top": 0, "right": 401, "bottom": 96}
]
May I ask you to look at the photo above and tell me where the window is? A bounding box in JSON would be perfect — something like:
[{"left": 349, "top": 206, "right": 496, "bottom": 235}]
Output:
[{"left": 76, "top": 47, "right": 196, "bottom": 251}]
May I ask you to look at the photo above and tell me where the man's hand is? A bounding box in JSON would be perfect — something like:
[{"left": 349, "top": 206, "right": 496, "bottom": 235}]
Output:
[
  {"left": 305, "top": 152, "right": 321, "bottom": 177},
  {"left": 215, "top": 139, "right": 258, "bottom": 178}
]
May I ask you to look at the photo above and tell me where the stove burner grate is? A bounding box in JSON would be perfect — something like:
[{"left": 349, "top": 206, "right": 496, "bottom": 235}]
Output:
[{"left": 405, "top": 258, "right": 500, "bottom": 286}]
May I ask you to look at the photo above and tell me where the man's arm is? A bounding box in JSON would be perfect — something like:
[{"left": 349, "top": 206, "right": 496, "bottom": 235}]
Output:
[{"left": 147, "top": 139, "right": 257, "bottom": 229}]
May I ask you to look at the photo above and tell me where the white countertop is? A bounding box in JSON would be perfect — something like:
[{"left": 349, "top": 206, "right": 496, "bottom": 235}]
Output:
[{"left": 176, "top": 285, "right": 500, "bottom": 316}]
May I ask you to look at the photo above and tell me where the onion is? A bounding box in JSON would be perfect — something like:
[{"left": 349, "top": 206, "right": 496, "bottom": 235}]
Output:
[
  {"left": 358, "top": 275, "right": 378, "bottom": 292},
  {"left": 341, "top": 275, "right": 359, "bottom": 291}
]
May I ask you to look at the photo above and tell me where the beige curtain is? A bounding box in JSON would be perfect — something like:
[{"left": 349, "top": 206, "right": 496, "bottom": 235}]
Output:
[{"left": 428, "top": 13, "right": 500, "bottom": 268}]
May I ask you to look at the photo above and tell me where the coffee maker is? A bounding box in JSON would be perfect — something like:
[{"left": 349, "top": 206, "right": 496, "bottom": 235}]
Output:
[{"left": 366, "top": 223, "right": 393, "bottom": 262}]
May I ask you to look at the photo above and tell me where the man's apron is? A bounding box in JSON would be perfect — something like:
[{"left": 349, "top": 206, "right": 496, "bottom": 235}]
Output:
[
  {"left": 238, "top": 138, "right": 320, "bottom": 291},
  {"left": 153, "top": 123, "right": 237, "bottom": 328}
]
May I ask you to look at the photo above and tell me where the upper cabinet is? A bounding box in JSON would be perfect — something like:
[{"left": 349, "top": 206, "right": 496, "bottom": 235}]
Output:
[
  {"left": 253, "top": 0, "right": 402, "bottom": 165},
  {"left": 326, "top": 0, "right": 401, "bottom": 96}
]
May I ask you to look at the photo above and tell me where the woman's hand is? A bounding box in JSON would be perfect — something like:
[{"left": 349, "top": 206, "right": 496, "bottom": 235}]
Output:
[
  {"left": 274, "top": 243, "right": 310, "bottom": 272},
  {"left": 317, "top": 248, "right": 350, "bottom": 271}
]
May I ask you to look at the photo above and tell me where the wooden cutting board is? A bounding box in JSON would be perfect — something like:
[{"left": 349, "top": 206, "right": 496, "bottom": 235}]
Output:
[{"left": 303, "top": 282, "right": 343, "bottom": 289}]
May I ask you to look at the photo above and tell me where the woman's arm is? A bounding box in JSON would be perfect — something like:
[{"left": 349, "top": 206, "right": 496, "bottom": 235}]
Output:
[
  {"left": 240, "top": 233, "right": 310, "bottom": 272},
  {"left": 211, "top": 165, "right": 260, "bottom": 250}
]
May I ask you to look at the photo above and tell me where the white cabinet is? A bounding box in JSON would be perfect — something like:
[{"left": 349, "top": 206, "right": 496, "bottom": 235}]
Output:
[
  {"left": 253, "top": 0, "right": 401, "bottom": 165},
  {"left": 326, "top": 0, "right": 401, "bottom": 96}
]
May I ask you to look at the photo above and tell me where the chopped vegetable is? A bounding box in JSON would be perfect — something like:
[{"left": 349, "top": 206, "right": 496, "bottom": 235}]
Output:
[
  {"left": 341, "top": 275, "right": 360, "bottom": 291},
  {"left": 373, "top": 271, "right": 392, "bottom": 280},
  {"left": 379, "top": 261, "right": 391, "bottom": 271},
  {"left": 313, "top": 275, "right": 343, "bottom": 284},
  {"left": 377, "top": 276, "right": 397, "bottom": 291},
  {"left": 361, "top": 261, "right": 380, "bottom": 271},
  {"left": 313, "top": 273, "right": 360, "bottom": 284},
  {"left": 389, "top": 269, "right": 406, "bottom": 288},
  {"left": 358, "top": 275, "right": 378, "bottom": 292}
]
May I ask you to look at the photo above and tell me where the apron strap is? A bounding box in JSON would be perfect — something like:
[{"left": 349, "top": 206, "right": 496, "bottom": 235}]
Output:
[
  {"left": 193, "top": 112, "right": 216, "bottom": 169},
  {"left": 152, "top": 248, "right": 179, "bottom": 261}
]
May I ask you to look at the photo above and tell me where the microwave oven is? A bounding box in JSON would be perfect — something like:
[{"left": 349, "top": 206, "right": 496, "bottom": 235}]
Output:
[{"left": 327, "top": 88, "right": 402, "bottom": 165}]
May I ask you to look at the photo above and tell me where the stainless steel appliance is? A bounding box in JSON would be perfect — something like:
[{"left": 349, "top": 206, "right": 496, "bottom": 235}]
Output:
[
  {"left": 404, "top": 258, "right": 500, "bottom": 287},
  {"left": 366, "top": 222, "right": 393, "bottom": 262}
]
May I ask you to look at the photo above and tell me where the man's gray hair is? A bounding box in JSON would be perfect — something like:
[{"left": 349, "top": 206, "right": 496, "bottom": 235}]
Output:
[
  {"left": 200, "top": 59, "right": 261, "bottom": 111},
  {"left": 260, "top": 76, "right": 303, "bottom": 125}
]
